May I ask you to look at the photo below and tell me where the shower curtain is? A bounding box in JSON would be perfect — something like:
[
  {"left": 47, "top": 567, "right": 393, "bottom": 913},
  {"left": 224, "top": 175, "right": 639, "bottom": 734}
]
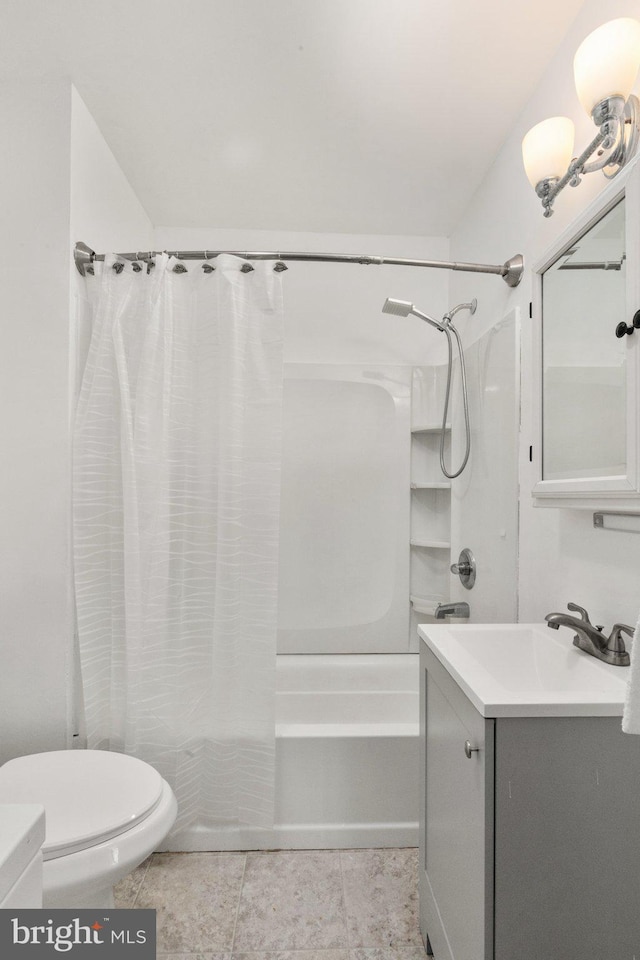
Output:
[{"left": 72, "top": 253, "right": 284, "bottom": 836}]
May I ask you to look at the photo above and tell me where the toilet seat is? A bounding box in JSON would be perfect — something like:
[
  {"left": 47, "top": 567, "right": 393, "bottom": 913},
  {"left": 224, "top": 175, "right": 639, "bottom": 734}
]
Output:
[{"left": 0, "top": 751, "right": 164, "bottom": 860}]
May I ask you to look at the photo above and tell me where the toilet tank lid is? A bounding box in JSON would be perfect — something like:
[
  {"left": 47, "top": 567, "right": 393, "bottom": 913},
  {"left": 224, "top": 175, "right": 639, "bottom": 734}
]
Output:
[{"left": 0, "top": 751, "right": 165, "bottom": 860}]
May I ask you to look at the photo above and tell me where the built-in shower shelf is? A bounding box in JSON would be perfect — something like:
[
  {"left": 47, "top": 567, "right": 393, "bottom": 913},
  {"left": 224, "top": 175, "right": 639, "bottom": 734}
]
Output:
[
  {"left": 411, "top": 482, "right": 451, "bottom": 490},
  {"left": 411, "top": 423, "right": 451, "bottom": 435},
  {"left": 410, "top": 538, "right": 451, "bottom": 550}
]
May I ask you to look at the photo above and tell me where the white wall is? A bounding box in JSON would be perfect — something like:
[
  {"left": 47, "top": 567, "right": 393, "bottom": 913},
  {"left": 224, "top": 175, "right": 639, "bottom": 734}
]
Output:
[
  {"left": 0, "top": 83, "right": 154, "bottom": 764},
  {"left": 69, "top": 87, "right": 154, "bottom": 743},
  {"left": 450, "top": 0, "right": 640, "bottom": 631},
  {"left": 71, "top": 87, "right": 154, "bottom": 257},
  {"left": 0, "top": 81, "right": 73, "bottom": 763}
]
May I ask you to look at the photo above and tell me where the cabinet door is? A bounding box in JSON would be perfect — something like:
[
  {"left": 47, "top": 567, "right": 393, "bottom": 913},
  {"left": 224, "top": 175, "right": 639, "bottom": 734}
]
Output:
[
  {"left": 421, "top": 654, "right": 494, "bottom": 960},
  {"left": 494, "top": 716, "right": 640, "bottom": 960},
  {"left": 531, "top": 156, "right": 640, "bottom": 509}
]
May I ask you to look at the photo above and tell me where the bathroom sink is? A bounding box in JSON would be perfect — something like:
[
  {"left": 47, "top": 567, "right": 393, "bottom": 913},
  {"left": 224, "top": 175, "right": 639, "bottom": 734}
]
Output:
[{"left": 418, "top": 622, "right": 630, "bottom": 717}]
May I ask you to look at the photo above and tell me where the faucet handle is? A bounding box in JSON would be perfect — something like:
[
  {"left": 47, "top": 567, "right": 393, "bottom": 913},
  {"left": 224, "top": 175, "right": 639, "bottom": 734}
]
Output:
[
  {"left": 567, "top": 602, "right": 591, "bottom": 624},
  {"left": 608, "top": 623, "right": 635, "bottom": 654}
]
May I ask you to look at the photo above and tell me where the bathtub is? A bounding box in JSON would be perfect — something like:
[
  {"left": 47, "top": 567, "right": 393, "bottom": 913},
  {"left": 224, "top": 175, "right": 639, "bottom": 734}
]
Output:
[
  {"left": 274, "top": 653, "right": 419, "bottom": 849},
  {"left": 165, "top": 653, "right": 419, "bottom": 851}
]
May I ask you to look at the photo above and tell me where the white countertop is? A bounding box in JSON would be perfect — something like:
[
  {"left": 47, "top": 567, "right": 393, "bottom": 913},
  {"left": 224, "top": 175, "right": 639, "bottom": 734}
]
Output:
[
  {"left": 418, "top": 622, "right": 630, "bottom": 718},
  {"left": 0, "top": 804, "right": 45, "bottom": 903}
]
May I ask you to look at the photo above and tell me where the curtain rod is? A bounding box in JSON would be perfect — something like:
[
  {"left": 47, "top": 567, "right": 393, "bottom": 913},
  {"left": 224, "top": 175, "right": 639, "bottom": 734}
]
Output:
[{"left": 74, "top": 242, "right": 524, "bottom": 287}]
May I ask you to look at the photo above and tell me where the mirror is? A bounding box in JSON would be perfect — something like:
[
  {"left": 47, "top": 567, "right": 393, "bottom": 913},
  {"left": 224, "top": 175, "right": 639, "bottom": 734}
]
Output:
[{"left": 541, "top": 198, "right": 626, "bottom": 481}]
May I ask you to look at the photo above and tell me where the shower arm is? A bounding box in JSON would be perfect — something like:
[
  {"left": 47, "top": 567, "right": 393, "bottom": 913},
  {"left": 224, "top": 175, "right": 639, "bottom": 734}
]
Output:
[{"left": 74, "top": 242, "right": 524, "bottom": 287}]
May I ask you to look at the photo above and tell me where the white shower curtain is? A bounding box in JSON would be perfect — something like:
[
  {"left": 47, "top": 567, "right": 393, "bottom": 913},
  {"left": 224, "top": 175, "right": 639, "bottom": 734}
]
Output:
[{"left": 73, "top": 253, "right": 284, "bottom": 836}]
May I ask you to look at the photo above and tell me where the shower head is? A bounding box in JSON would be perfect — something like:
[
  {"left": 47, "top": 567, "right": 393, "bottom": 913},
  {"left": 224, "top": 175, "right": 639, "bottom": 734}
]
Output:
[
  {"left": 382, "top": 298, "right": 413, "bottom": 317},
  {"left": 382, "top": 298, "right": 446, "bottom": 332}
]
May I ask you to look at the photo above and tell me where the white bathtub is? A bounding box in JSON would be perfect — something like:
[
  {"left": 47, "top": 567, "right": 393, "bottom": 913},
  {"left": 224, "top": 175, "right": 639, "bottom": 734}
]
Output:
[
  {"left": 165, "top": 653, "right": 419, "bottom": 851},
  {"left": 274, "top": 653, "right": 420, "bottom": 849}
]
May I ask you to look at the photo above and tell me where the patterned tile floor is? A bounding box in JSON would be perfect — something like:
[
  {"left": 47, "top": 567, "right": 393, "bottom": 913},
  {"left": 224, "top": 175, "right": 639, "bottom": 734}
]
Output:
[{"left": 114, "top": 847, "right": 429, "bottom": 959}]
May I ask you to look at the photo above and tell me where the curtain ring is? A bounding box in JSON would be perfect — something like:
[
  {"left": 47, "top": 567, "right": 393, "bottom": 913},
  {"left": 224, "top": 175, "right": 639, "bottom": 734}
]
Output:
[
  {"left": 202, "top": 250, "right": 215, "bottom": 273},
  {"left": 241, "top": 263, "right": 254, "bottom": 273},
  {"left": 274, "top": 261, "right": 288, "bottom": 272}
]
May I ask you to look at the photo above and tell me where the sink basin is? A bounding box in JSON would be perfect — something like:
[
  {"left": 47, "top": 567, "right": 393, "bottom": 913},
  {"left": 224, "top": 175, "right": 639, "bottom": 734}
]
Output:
[{"left": 418, "top": 622, "right": 630, "bottom": 717}]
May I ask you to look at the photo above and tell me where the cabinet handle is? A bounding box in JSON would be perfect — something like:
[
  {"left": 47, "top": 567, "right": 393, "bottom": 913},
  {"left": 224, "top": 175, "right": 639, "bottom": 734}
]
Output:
[
  {"left": 615, "top": 310, "right": 640, "bottom": 338},
  {"left": 464, "top": 740, "right": 480, "bottom": 759}
]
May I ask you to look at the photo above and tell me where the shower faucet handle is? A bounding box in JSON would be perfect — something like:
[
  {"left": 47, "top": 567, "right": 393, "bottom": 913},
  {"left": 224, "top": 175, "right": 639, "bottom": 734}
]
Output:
[{"left": 450, "top": 548, "right": 476, "bottom": 589}]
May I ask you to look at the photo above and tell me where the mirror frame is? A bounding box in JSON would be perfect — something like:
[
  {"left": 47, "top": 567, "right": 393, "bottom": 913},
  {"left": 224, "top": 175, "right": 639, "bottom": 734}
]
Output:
[{"left": 532, "top": 156, "right": 640, "bottom": 510}]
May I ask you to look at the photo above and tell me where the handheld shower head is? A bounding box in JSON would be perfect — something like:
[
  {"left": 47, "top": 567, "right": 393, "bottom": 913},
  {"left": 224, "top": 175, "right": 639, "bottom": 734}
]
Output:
[
  {"left": 382, "top": 298, "right": 445, "bottom": 332},
  {"left": 382, "top": 298, "right": 413, "bottom": 317},
  {"left": 382, "top": 292, "right": 477, "bottom": 479}
]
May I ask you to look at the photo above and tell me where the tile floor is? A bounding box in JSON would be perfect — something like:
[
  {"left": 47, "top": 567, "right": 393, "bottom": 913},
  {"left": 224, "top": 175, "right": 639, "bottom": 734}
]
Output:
[{"left": 114, "top": 847, "right": 429, "bottom": 959}]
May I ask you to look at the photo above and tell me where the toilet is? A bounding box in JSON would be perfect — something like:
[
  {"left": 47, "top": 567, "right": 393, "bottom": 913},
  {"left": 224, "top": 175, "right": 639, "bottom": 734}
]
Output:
[{"left": 0, "top": 750, "right": 177, "bottom": 908}]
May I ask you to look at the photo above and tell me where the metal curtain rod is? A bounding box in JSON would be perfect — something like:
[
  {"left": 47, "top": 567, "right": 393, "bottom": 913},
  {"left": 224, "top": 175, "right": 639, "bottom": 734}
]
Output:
[{"left": 74, "top": 242, "right": 524, "bottom": 287}]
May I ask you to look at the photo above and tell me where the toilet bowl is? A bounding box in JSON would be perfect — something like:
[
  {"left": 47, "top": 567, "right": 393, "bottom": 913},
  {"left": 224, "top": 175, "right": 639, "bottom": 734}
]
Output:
[{"left": 0, "top": 750, "right": 178, "bottom": 908}]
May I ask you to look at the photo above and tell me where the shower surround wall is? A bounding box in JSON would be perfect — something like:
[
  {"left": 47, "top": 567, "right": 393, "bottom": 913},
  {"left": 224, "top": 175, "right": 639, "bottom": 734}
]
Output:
[
  {"left": 278, "top": 363, "right": 411, "bottom": 654},
  {"left": 449, "top": 310, "right": 520, "bottom": 624}
]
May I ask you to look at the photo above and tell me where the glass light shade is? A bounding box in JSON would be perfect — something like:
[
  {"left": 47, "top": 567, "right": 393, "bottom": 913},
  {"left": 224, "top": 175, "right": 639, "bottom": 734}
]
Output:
[
  {"left": 522, "top": 117, "right": 575, "bottom": 188},
  {"left": 574, "top": 18, "right": 640, "bottom": 116}
]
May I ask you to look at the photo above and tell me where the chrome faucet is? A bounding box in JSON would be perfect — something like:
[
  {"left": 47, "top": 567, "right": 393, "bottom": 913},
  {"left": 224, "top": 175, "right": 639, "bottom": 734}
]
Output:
[
  {"left": 545, "top": 602, "right": 632, "bottom": 666},
  {"left": 435, "top": 601, "right": 470, "bottom": 620}
]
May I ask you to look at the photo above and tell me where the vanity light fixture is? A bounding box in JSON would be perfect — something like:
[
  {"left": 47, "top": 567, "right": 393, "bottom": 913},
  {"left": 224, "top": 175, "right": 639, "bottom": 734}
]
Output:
[{"left": 523, "top": 18, "right": 640, "bottom": 217}]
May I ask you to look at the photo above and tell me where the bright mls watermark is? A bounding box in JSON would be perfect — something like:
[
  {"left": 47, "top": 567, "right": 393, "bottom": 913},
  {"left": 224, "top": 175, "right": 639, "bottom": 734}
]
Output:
[{"left": 0, "top": 910, "right": 156, "bottom": 958}]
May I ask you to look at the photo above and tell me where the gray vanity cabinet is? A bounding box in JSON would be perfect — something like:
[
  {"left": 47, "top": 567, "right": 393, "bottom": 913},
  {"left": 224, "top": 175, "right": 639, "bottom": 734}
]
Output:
[{"left": 419, "top": 642, "right": 640, "bottom": 960}]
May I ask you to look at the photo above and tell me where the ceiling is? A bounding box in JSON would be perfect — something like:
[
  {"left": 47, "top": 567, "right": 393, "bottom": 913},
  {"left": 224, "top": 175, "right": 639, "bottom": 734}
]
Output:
[{"left": 1, "top": 0, "right": 586, "bottom": 236}]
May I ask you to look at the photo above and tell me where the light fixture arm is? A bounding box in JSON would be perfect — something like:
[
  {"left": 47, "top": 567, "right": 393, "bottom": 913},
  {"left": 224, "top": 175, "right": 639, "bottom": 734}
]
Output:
[{"left": 536, "top": 95, "right": 639, "bottom": 217}]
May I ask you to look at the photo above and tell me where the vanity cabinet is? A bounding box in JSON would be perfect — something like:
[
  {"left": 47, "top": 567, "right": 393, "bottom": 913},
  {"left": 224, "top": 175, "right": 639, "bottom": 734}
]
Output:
[{"left": 419, "top": 641, "right": 640, "bottom": 960}]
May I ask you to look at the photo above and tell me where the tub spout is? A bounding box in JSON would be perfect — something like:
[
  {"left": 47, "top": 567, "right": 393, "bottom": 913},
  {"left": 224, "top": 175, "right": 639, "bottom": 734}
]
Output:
[{"left": 435, "top": 602, "right": 470, "bottom": 619}]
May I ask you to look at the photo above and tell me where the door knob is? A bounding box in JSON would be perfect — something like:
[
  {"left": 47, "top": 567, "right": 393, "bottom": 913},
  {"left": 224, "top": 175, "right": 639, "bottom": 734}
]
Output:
[{"left": 464, "top": 740, "right": 480, "bottom": 759}]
